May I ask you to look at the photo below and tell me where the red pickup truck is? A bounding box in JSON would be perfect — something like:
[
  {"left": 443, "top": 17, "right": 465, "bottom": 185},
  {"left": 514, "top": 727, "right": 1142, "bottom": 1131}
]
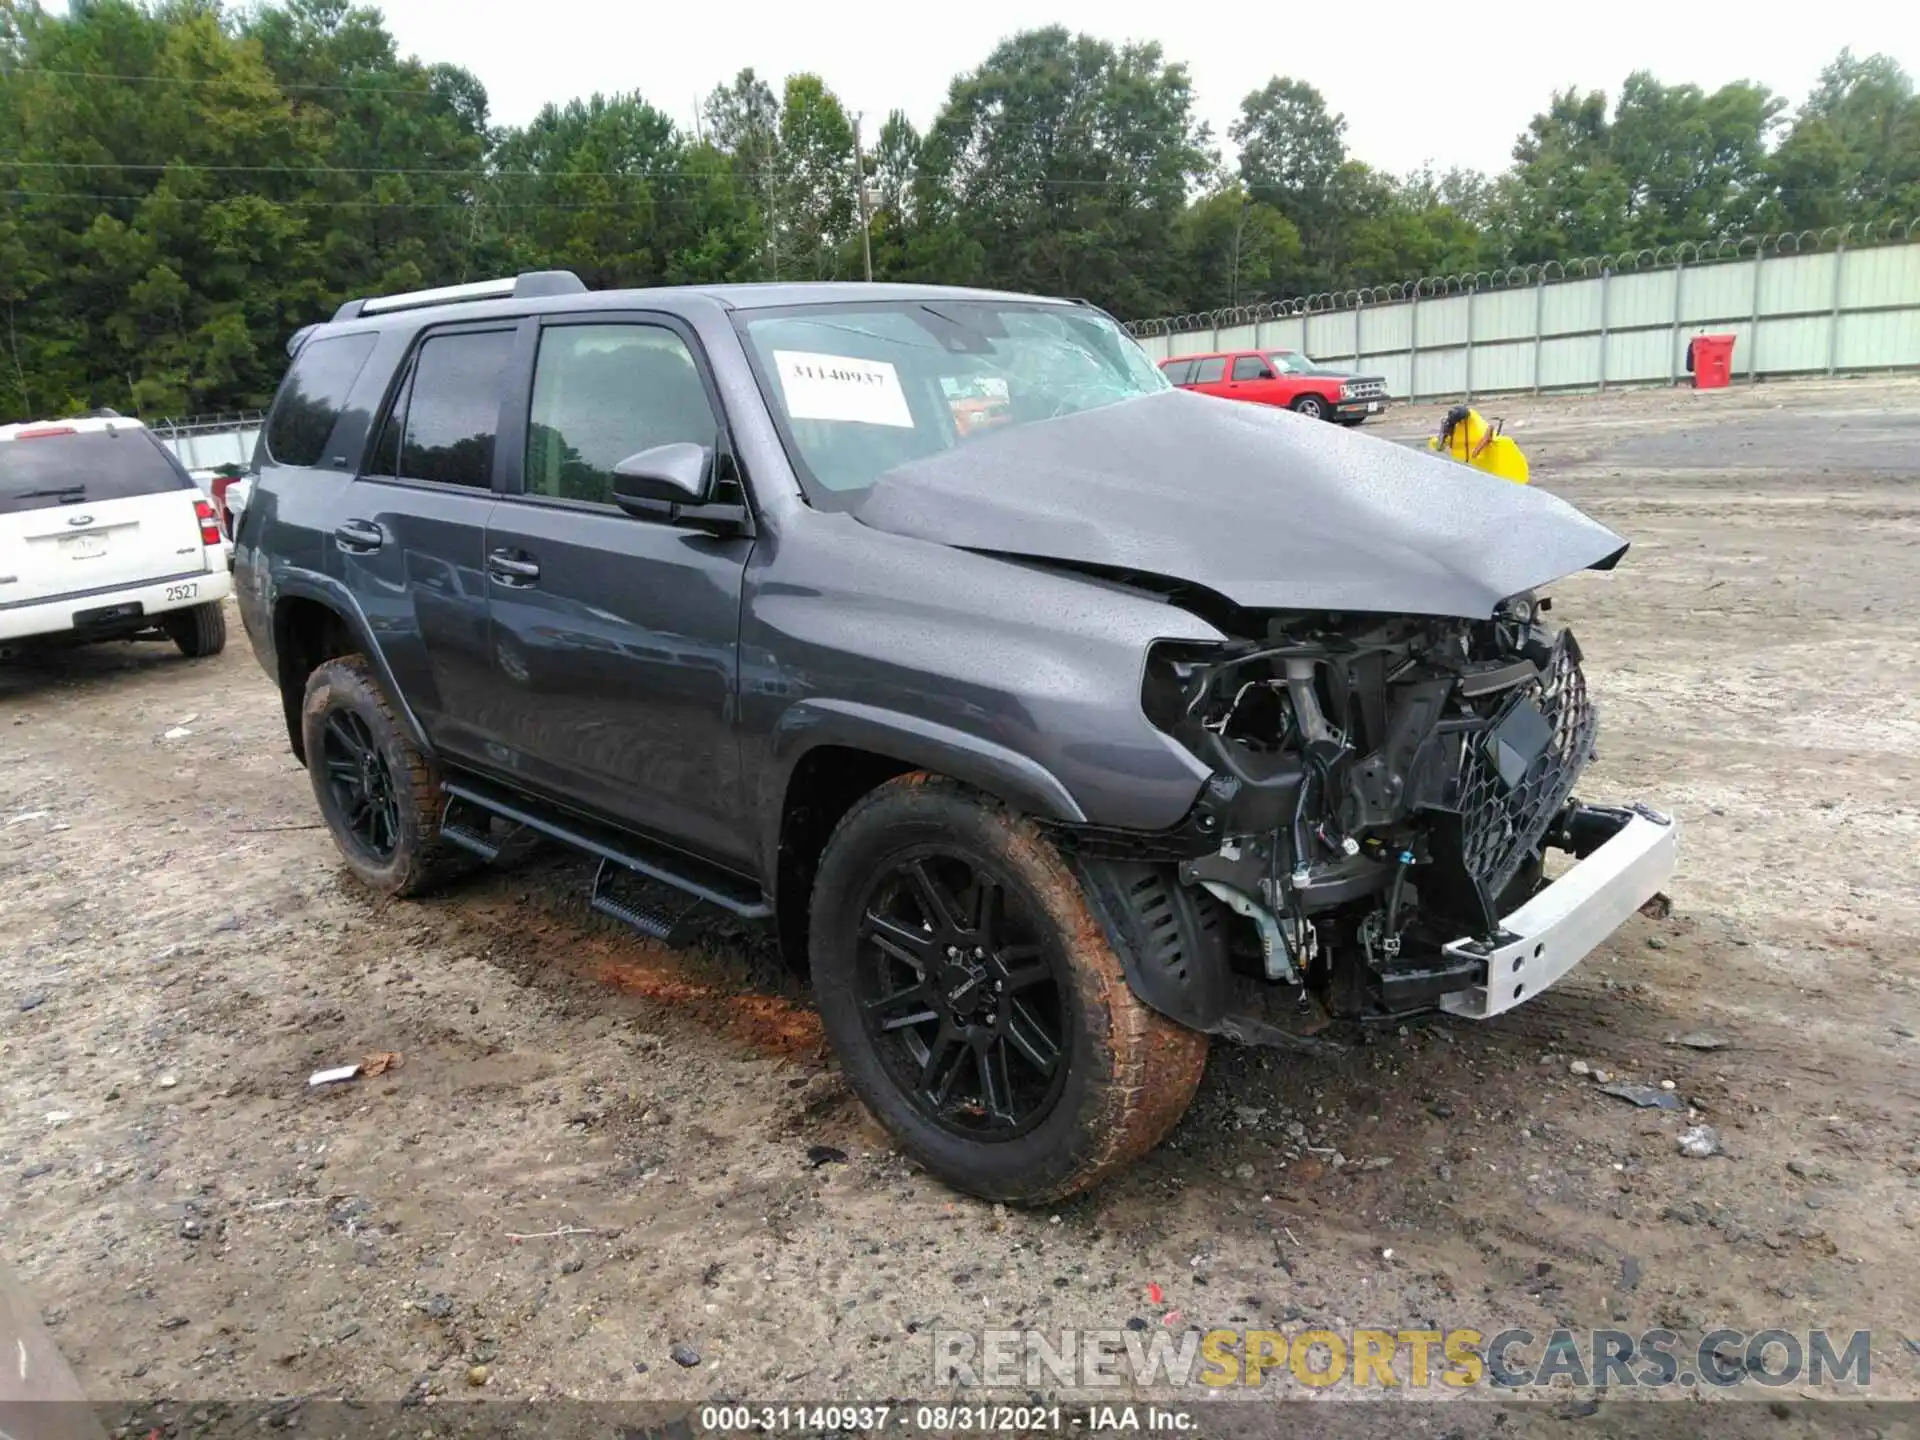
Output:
[{"left": 1159, "top": 348, "right": 1390, "bottom": 425}]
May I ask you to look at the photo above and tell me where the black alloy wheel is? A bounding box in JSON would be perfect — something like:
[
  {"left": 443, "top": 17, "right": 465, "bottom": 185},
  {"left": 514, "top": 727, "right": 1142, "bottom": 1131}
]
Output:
[
  {"left": 856, "top": 852, "right": 1070, "bottom": 1138},
  {"left": 319, "top": 708, "right": 401, "bottom": 860},
  {"left": 808, "top": 772, "right": 1211, "bottom": 1204},
  {"left": 298, "top": 654, "right": 483, "bottom": 897}
]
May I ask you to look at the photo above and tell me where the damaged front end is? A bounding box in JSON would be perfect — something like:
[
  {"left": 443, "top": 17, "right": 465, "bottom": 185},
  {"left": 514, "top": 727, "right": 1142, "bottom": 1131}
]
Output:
[{"left": 1070, "top": 597, "right": 1675, "bottom": 1040}]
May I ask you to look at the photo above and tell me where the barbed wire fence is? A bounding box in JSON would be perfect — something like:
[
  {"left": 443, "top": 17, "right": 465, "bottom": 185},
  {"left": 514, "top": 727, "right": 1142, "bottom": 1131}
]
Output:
[{"left": 1123, "top": 217, "right": 1920, "bottom": 337}]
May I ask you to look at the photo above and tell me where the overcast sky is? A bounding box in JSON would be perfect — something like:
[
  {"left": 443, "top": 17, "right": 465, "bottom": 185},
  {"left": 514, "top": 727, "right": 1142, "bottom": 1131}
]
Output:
[{"left": 358, "top": 0, "right": 1920, "bottom": 175}]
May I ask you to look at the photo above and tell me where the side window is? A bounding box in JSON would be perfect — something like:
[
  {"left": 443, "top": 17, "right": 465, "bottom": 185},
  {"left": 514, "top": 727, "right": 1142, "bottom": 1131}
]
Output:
[
  {"left": 524, "top": 324, "right": 718, "bottom": 506},
  {"left": 1191, "top": 357, "right": 1227, "bottom": 384},
  {"left": 396, "top": 330, "right": 515, "bottom": 489},
  {"left": 1160, "top": 359, "right": 1194, "bottom": 385},
  {"left": 1230, "top": 355, "right": 1272, "bottom": 381},
  {"left": 265, "top": 333, "right": 378, "bottom": 467}
]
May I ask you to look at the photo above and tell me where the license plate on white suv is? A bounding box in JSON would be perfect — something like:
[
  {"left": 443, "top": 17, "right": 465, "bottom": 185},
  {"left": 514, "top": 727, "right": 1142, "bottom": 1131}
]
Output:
[{"left": 58, "top": 532, "right": 108, "bottom": 560}]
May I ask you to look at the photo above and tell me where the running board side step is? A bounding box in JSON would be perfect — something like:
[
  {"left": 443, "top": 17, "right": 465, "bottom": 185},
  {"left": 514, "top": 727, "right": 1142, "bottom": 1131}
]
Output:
[
  {"left": 439, "top": 818, "right": 503, "bottom": 862},
  {"left": 589, "top": 859, "right": 679, "bottom": 941},
  {"left": 439, "top": 779, "right": 774, "bottom": 925}
]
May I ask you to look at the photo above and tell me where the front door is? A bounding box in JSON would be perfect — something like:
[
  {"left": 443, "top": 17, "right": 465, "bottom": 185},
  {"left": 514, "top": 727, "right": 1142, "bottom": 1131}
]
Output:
[
  {"left": 335, "top": 322, "right": 517, "bottom": 765},
  {"left": 483, "top": 315, "right": 754, "bottom": 865},
  {"left": 1223, "top": 352, "right": 1280, "bottom": 404}
]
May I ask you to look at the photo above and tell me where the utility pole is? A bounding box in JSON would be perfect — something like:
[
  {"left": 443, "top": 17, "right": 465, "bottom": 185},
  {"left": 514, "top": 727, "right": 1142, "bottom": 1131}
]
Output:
[
  {"left": 1228, "top": 198, "right": 1248, "bottom": 310},
  {"left": 764, "top": 126, "right": 779, "bottom": 281},
  {"left": 851, "top": 113, "right": 874, "bottom": 282}
]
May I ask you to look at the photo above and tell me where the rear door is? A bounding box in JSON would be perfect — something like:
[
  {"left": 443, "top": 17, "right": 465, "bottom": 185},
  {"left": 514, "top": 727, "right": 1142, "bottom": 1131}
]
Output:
[
  {"left": 0, "top": 426, "right": 207, "bottom": 608},
  {"left": 338, "top": 323, "right": 516, "bottom": 763},
  {"left": 1186, "top": 354, "right": 1230, "bottom": 397}
]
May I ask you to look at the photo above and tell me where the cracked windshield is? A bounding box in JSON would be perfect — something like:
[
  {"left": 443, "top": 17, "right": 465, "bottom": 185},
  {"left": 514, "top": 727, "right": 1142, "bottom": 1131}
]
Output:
[{"left": 740, "top": 302, "right": 1169, "bottom": 494}]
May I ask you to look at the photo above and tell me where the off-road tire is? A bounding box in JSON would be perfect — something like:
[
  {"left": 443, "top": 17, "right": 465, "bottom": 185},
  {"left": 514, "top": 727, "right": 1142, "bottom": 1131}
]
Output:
[
  {"left": 1290, "top": 393, "right": 1329, "bottom": 421},
  {"left": 300, "top": 654, "right": 467, "bottom": 898},
  {"left": 809, "top": 773, "right": 1208, "bottom": 1205},
  {"left": 165, "top": 600, "right": 226, "bottom": 657}
]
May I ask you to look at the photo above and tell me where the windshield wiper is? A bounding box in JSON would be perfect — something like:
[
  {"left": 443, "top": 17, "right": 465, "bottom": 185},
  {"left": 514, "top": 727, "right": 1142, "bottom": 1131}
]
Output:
[
  {"left": 7, "top": 485, "right": 87, "bottom": 501},
  {"left": 915, "top": 304, "right": 998, "bottom": 354},
  {"left": 800, "top": 319, "right": 939, "bottom": 352}
]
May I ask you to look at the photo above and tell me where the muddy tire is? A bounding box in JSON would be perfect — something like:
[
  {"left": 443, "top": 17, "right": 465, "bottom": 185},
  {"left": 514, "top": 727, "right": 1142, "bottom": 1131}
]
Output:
[
  {"left": 809, "top": 773, "right": 1208, "bottom": 1205},
  {"left": 300, "top": 654, "right": 466, "bottom": 898},
  {"left": 165, "top": 601, "right": 226, "bottom": 657}
]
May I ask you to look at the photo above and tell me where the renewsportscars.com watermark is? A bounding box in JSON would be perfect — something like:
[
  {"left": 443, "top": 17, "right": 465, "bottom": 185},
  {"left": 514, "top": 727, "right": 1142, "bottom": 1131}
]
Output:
[{"left": 933, "top": 1327, "right": 1874, "bottom": 1392}]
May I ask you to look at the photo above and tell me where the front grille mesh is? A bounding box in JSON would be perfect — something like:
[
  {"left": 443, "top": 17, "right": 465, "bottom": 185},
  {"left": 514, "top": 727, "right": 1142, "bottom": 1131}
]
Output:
[
  {"left": 1454, "top": 633, "right": 1596, "bottom": 904},
  {"left": 1345, "top": 379, "right": 1388, "bottom": 400}
]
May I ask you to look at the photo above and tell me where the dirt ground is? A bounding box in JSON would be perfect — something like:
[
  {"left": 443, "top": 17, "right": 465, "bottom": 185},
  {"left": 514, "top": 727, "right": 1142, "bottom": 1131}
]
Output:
[{"left": 4, "top": 376, "right": 1918, "bottom": 1431}]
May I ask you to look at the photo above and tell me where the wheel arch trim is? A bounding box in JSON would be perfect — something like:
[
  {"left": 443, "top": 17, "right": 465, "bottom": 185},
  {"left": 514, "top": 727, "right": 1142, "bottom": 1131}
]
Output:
[{"left": 270, "top": 571, "right": 432, "bottom": 764}]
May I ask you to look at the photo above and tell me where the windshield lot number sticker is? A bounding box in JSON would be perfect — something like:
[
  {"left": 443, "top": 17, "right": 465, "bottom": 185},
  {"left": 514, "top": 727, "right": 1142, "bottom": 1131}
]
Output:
[{"left": 774, "top": 351, "right": 914, "bottom": 428}]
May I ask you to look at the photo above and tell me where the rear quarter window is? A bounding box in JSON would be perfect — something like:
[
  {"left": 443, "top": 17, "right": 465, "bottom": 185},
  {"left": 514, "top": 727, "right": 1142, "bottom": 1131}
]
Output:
[
  {"left": 0, "top": 428, "right": 192, "bottom": 516},
  {"left": 1160, "top": 359, "right": 1195, "bottom": 385},
  {"left": 265, "top": 332, "right": 380, "bottom": 468}
]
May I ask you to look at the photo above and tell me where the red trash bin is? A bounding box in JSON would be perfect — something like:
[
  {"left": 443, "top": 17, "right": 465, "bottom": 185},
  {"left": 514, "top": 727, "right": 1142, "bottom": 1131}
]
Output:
[{"left": 1691, "top": 333, "right": 1736, "bottom": 389}]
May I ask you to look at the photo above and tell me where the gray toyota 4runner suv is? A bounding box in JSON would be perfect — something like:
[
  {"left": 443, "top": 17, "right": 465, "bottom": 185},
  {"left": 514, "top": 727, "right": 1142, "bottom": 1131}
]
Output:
[{"left": 235, "top": 272, "right": 1676, "bottom": 1204}]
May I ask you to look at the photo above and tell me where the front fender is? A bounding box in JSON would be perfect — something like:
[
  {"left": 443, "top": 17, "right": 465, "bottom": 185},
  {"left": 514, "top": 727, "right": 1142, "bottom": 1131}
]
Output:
[{"left": 760, "top": 697, "right": 1088, "bottom": 879}]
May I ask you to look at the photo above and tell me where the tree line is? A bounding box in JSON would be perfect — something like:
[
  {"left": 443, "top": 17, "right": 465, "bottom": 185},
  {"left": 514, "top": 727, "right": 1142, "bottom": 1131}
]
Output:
[{"left": 2, "top": 0, "right": 1916, "bottom": 421}]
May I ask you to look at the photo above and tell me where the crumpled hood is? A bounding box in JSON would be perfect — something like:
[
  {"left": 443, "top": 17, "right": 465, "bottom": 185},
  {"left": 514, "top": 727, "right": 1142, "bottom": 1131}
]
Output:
[{"left": 848, "top": 389, "right": 1627, "bottom": 619}]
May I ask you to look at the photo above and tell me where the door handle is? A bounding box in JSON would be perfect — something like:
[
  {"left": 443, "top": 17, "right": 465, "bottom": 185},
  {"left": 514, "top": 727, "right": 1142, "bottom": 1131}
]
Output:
[
  {"left": 333, "top": 520, "right": 384, "bottom": 552},
  {"left": 487, "top": 549, "right": 540, "bottom": 585}
]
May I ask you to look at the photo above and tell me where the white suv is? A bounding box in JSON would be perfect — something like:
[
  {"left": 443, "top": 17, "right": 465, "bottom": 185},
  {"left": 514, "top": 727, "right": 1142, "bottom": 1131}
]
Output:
[{"left": 0, "top": 414, "right": 234, "bottom": 658}]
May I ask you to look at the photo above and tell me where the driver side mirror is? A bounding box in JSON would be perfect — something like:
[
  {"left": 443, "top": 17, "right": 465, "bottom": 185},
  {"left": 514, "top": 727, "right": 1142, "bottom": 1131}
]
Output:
[{"left": 612, "top": 442, "right": 714, "bottom": 513}]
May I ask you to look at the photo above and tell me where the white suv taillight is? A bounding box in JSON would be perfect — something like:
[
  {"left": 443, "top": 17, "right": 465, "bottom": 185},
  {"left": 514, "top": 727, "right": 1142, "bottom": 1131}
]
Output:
[
  {"left": 193, "top": 498, "right": 222, "bottom": 547},
  {"left": 210, "top": 475, "right": 237, "bottom": 535}
]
